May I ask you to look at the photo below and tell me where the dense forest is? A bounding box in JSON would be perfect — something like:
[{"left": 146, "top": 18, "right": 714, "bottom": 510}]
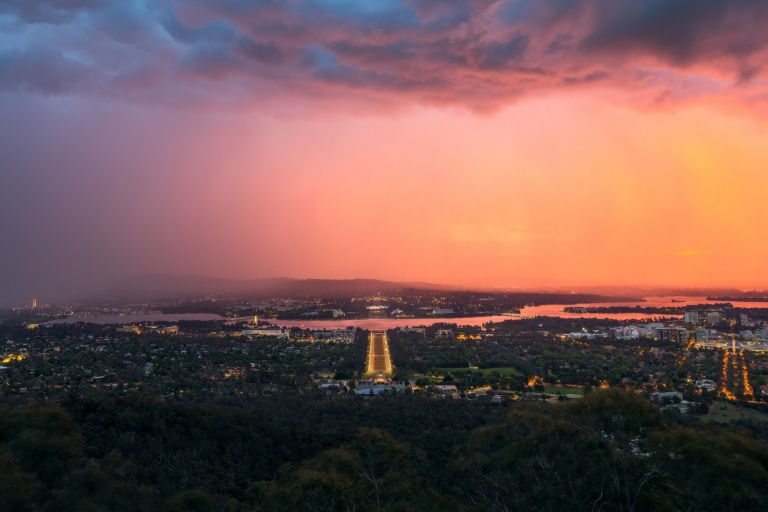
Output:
[{"left": 1, "top": 389, "right": 767, "bottom": 511}]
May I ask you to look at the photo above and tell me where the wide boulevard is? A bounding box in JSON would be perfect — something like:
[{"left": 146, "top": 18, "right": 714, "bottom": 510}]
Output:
[{"left": 366, "top": 330, "right": 392, "bottom": 375}]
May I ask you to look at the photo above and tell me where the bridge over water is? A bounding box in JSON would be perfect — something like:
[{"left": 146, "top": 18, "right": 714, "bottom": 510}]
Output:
[{"left": 366, "top": 330, "right": 392, "bottom": 375}]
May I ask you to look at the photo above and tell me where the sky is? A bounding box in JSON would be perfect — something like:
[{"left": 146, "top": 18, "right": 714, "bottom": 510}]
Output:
[{"left": 2, "top": 0, "right": 768, "bottom": 304}]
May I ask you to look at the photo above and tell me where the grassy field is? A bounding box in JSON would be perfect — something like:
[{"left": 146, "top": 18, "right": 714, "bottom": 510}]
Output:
[
  {"left": 393, "top": 375, "right": 441, "bottom": 383},
  {"left": 706, "top": 401, "right": 768, "bottom": 424},
  {"left": 436, "top": 367, "right": 524, "bottom": 376},
  {"left": 544, "top": 386, "right": 585, "bottom": 396}
]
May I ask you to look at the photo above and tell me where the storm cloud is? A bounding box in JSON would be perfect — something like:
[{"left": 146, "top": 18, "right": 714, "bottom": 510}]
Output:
[{"left": 1, "top": 0, "right": 767, "bottom": 110}]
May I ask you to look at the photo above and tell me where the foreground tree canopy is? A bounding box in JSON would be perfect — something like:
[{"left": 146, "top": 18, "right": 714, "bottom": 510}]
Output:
[{"left": 0, "top": 389, "right": 767, "bottom": 512}]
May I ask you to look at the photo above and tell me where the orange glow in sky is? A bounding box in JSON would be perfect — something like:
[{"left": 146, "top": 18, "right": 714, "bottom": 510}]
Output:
[
  {"left": 136, "top": 94, "right": 768, "bottom": 289},
  {"left": 2, "top": 0, "right": 768, "bottom": 302}
]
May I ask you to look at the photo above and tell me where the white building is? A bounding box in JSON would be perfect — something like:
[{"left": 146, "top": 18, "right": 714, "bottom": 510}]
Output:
[
  {"left": 149, "top": 325, "right": 178, "bottom": 334},
  {"left": 431, "top": 384, "right": 458, "bottom": 394},
  {"left": 694, "top": 379, "right": 715, "bottom": 391},
  {"left": 332, "top": 328, "right": 356, "bottom": 343},
  {"left": 568, "top": 332, "right": 596, "bottom": 339},
  {"left": 615, "top": 325, "right": 653, "bottom": 339},
  {"left": 651, "top": 391, "right": 683, "bottom": 402},
  {"left": 242, "top": 327, "right": 290, "bottom": 338},
  {"left": 356, "top": 380, "right": 410, "bottom": 395}
]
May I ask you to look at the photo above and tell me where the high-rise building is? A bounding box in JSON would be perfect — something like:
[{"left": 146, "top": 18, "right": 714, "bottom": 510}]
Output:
[
  {"left": 740, "top": 314, "right": 755, "bottom": 327},
  {"left": 696, "top": 329, "right": 710, "bottom": 342},
  {"left": 654, "top": 327, "right": 689, "bottom": 343},
  {"left": 684, "top": 312, "right": 699, "bottom": 324},
  {"left": 31, "top": 298, "right": 37, "bottom": 308},
  {"left": 707, "top": 313, "right": 720, "bottom": 325}
]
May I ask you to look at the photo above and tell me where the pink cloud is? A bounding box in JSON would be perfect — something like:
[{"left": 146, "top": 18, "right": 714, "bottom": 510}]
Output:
[{"left": 1, "top": 0, "right": 767, "bottom": 111}]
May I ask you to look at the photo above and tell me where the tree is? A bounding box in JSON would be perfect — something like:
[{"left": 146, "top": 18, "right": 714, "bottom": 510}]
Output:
[
  {"left": 251, "top": 428, "right": 451, "bottom": 511},
  {"left": 162, "top": 489, "right": 214, "bottom": 512},
  {"left": 452, "top": 402, "right": 616, "bottom": 511},
  {"left": 0, "top": 446, "right": 38, "bottom": 512},
  {"left": 572, "top": 388, "right": 667, "bottom": 512},
  {"left": 649, "top": 424, "right": 768, "bottom": 511},
  {"left": 0, "top": 403, "right": 83, "bottom": 485}
]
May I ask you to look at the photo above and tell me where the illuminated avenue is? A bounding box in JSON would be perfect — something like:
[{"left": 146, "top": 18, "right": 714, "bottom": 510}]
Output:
[{"left": 366, "top": 330, "right": 392, "bottom": 375}]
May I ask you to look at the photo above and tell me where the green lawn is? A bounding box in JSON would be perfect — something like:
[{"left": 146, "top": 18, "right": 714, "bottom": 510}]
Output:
[
  {"left": 544, "top": 386, "right": 584, "bottom": 396},
  {"left": 392, "top": 375, "right": 441, "bottom": 383},
  {"left": 436, "top": 367, "right": 523, "bottom": 376},
  {"left": 706, "top": 401, "right": 768, "bottom": 424}
]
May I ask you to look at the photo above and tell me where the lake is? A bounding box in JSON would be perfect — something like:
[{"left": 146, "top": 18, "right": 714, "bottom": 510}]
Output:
[
  {"left": 41, "top": 296, "right": 767, "bottom": 328},
  {"left": 44, "top": 313, "right": 226, "bottom": 325}
]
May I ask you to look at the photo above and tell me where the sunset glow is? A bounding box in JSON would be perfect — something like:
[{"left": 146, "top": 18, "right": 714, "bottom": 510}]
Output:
[
  {"left": 2, "top": 0, "right": 768, "bottom": 302},
  {"left": 4, "top": 4, "right": 768, "bottom": 506}
]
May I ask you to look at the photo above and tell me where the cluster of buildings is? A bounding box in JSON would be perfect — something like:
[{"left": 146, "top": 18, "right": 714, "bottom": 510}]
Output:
[
  {"left": 117, "top": 325, "right": 179, "bottom": 334},
  {"left": 67, "top": 306, "right": 164, "bottom": 318},
  {"left": 689, "top": 311, "right": 768, "bottom": 351},
  {"left": 430, "top": 308, "right": 455, "bottom": 316},
  {"left": 241, "top": 326, "right": 292, "bottom": 338},
  {"left": 112, "top": 322, "right": 357, "bottom": 343},
  {"left": 565, "top": 331, "right": 608, "bottom": 340},
  {"left": 694, "top": 330, "right": 768, "bottom": 351},
  {"left": 247, "top": 299, "right": 319, "bottom": 312},
  {"left": 240, "top": 326, "right": 356, "bottom": 343},
  {"left": 309, "top": 328, "right": 356, "bottom": 343},
  {"left": 684, "top": 310, "right": 764, "bottom": 329},
  {"left": 318, "top": 378, "right": 508, "bottom": 402},
  {"left": 611, "top": 312, "right": 768, "bottom": 353},
  {"left": 684, "top": 310, "right": 728, "bottom": 325},
  {"left": 354, "top": 378, "right": 411, "bottom": 395},
  {"left": 414, "top": 306, "right": 455, "bottom": 316},
  {"left": 300, "top": 309, "right": 346, "bottom": 318},
  {"left": 399, "top": 327, "right": 426, "bottom": 335},
  {"left": 613, "top": 323, "right": 689, "bottom": 343},
  {"left": 316, "top": 378, "right": 412, "bottom": 395}
]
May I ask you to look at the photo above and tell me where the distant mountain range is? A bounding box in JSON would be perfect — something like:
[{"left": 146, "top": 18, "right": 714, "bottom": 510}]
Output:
[
  {"left": 91, "top": 275, "right": 454, "bottom": 302},
  {"left": 77, "top": 275, "right": 767, "bottom": 305}
]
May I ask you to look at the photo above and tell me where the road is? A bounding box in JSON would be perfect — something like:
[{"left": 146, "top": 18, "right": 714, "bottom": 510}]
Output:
[
  {"left": 719, "top": 347, "right": 753, "bottom": 399},
  {"left": 366, "top": 331, "right": 392, "bottom": 375}
]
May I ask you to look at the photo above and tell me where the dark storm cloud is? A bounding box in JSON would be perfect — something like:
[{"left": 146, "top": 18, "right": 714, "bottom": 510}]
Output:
[
  {"left": 478, "top": 36, "right": 529, "bottom": 70},
  {"left": 160, "top": 12, "right": 235, "bottom": 45},
  {"left": 580, "top": 0, "right": 768, "bottom": 65},
  {"left": 0, "top": 0, "right": 107, "bottom": 25},
  {"left": 235, "top": 36, "right": 286, "bottom": 65},
  {"left": 0, "top": 46, "right": 92, "bottom": 94},
  {"left": 1, "top": 0, "right": 767, "bottom": 109}
]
